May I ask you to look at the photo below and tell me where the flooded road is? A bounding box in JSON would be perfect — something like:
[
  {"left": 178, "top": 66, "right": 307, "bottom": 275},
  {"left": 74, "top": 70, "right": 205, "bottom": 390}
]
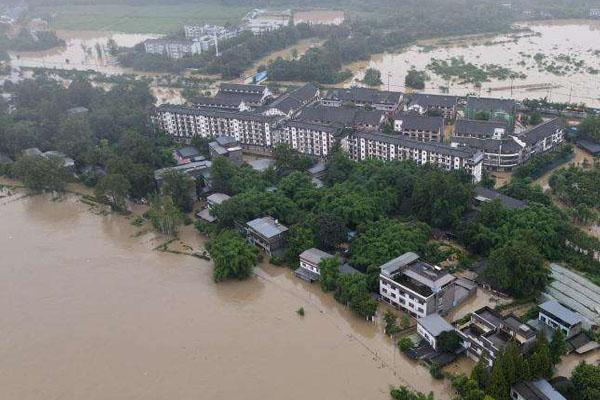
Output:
[
  {"left": 354, "top": 20, "right": 600, "bottom": 107},
  {"left": 0, "top": 193, "right": 451, "bottom": 400}
]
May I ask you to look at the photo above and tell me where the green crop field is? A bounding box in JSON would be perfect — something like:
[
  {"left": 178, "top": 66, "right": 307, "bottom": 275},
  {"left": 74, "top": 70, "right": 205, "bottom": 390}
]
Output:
[{"left": 35, "top": 3, "right": 252, "bottom": 34}]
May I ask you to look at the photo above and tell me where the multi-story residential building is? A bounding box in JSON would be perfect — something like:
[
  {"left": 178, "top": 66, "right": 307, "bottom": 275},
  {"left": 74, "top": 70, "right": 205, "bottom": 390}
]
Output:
[
  {"left": 155, "top": 105, "right": 276, "bottom": 149},
  {"left": 417, "top": 313, "right": 456, "bottom": 351},
  {"left": 465, "top": 97, "right": 517, "bottom": 126},
  {"left": 190, "top": 95, "right": 252, "bottom": 112},
  {"left": 454, "top": 119, "right": 507, "bottom": 139},
  {"left": 264, "top": 83, "right": 319, "bottom": 117},
  {"left": 208, "top": 136, "right": 243, "bottom": 166},
  {"left": 590, "top": 8, "right": 600, "bottom": 18},
  {"left": 378, "top": 252, "right": 474, "bottom": 318},
  {"left": 458, "top": 306, "right": 538, "bottom": 367},
  {"left": 246, "top": 216, "right": 288, "bottom": 256},
  {"left": 183, "top": 24, "right": 239, "bottom": 42},
  {"left": 538, "top": 300, "right": 584, "bottom": 339},
  {"left": 243, "top": 9, "right": 292, "bottom": 34},
  {"left": 276, "top": 120, "right": 344, "bottom": 158},
  {"left": 143, "top": 39, "right": 202, "bottom": 59},
  {"left": 393, "top": 113, "right": 445, "bottom": 142},
  {"left": 510, "top": 380, "right": 567, "bottom": 400},
  {"left": 348, "top": 131, "right": 484, "bottom": 182},
  {"left": 321, "top": 87, "right": 403, "bottom": 112},
  {"left": 405, "top": 93, "right": 459, "bottom": 120},
  {"left": 521, "top": 118, "right": 564, "bottom": 157},
  {"left": 450, "top": 136, "right": 527, "bottom": 171}
]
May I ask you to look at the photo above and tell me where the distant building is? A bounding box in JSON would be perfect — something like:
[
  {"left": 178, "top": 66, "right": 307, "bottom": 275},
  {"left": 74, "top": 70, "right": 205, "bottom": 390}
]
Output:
[
  {"left": 190, "top": 95, "right": 252, "bottom": 112},
  {"left": 393, "top": 113, "right": 445, "bottom": 142},
  {"left": 293, "top": 10, "right": 345, "bottom": 26},
  {"left": 511, "top": 380, "right": 567, "bottom": 400},
  {"left": 322, "top": 87, "right": 402, "bottom": 112},
  {"left": 378, "top": 252, "right": 475, "bottom": 318},
  {"left": 348, "top": 131, "right": 484, "bottom": 182},
  {"left": 143, "top": 39, "right": 202, "bottom": 59},
  {"left": 173, "top": 146, "right": 202, "bottom": 165},
  {"left": 417, "top": 313, "right": 456, "bottom": 351},
  {"left": 243, "top": 9, "right": 291, "bottom": 34},
  {"left": 67, "top": 106, "right": 89, "bottom": 115},
  {"left": 406, "top": 93, "right": 459, "bottom": 120},
  {"left": 154, "top": 159, "right": 211, "bottom": 191},
  {"left": 0, "top": 152, "right": 14, "bottom": 165},
  {"left": 454, "top": 119, "right": 507, "bottom": 140},
  {"left": 208, "top": 136, "right": 243, "bottom": 166},
  {"left": 246, "top": 216, "right": 288, "bottom": 255},
  {"left": 183, "top": 24, "right": 239, "bottom": 42},
  {"left": 458, "top": 306, "right": 537, "bottom": 367},
  {"left": 538, "top": 300, "right": 584, "bottom": 339},
  {"left": 217, "top": 83, "right": 272, "bottom": 107},
  {"left": 464, "top": 97, "right": 517, "bottom": 126},
  {"left": 590, "top": 8, "right": 600, "bottom": 18},
  {"left": 22, "top": 148, "right": 74, "bottom": 169}
]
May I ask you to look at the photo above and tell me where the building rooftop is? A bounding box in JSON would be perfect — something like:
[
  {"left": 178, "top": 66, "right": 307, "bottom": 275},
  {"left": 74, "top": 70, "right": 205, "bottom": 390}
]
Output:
[
  {"left": 219, "top": 83, "right": 266, "bottom": 95},
  {"left": 269, "top": 83, "right": 318, "bottom": 114},
  {"left": 324, "top": 86, "right": 402, "bottom": 105},
  {"left": 404, "top": 262, "right": 456, "bottom": 289},
  {"left": 380, "top": 252, "right": 420, "bottom": 277},
  {"left": 247, "top": 216, "right": 288, "bottom": 239},
  {"left": 154, "top": 160, "right": 211, "bottom": 180},
  {"left": 395, "top": 113, "right": 444, "bottom": 132},
  {"left": 67, "top": 106, "right": 89, "bottom": 114},
  {"left": 206, "top": 193, "right": 231, "bottom": 205},
  {"left": 474, "top": 186, "right": 528, "bottom": 210},
  {"left": 455, "top": 119, "right": 507, "bottom": 137},
  {"left": 248, "top": 158, "right": 275, "bottom": 172},
  {"left": 175, "top": 146, "right": 201, "bottom": 159},
  {"left": 191, "top": 95, "right": 244, "bottom": 109},
  {"left": 158, "top": 104, "right": 274, "bottom": 123},
  {"left": 408, "top": 93, "right": 459, "bottom": 108},
  {"left": 539, "top": 300, "right": 585, "bottom": 327},
  {"left": 451, "top": 136, "right": 525, "bottom": 154},
  {"left": 521, "top": 118, "right": 563, "bottom": 146},
  {"left": 466, "top": 97, "right": 516, "bottom": 114},
  {"left": 297, "top": 105, "right": 384, "bottom": 127},
  {"left": 418, "top": 313, "right": 455, "bottom": 337},
  {"left": 299, "top": 248, "right": 335, "bottom": 266},
  {"left": 512, "top": 380, "right": 567, "bottom": 400}
]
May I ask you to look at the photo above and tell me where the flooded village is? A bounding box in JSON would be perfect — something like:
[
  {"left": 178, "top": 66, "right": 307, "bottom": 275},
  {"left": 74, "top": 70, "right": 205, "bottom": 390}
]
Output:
[{"left": 1, "top": 1, "right": 600, "bottom": 400}]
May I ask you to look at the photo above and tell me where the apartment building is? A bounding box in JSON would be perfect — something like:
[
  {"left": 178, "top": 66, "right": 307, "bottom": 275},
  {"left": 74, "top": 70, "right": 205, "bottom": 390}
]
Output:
[
  {"left": 276, "top": 120, "right": 344, "bottom": 157},
  {"left": 521, "top": 118, "right": 564, "bottom": 156},
  {"left": 217, "top": 83, "right": 272, "bottom": 107},
  {"left": 264, "top": 83, "right": 319, "bottom": 117},
  {"left": 393, "top": 113, "right": 445, "bottom": 142},
  {"left": 296, "top": 105, "right": 385, "bottom": 130},
  {"left": 406, "top": 93, "right": 459, "bottom": 119},
  {"left": 155, "top": 105, "right": 276, "bottom": 148},
  {"left": 450, "top": 136, "right": 527, "bottom": 171},
  {"left": 379, "top": 252, "right": 464, "bottom": 318},
  {"left": 465, "top": 97, "right": 517, "bottom": 126},
  {"left": 183, "top": 24, "right": 239, "bottom": 42},
  {"left": 322, "top": 87, "right": 402, "bottom": 112},
  {"left": 458, "top": 306, "right": 538, "bottom": 367},
  {"left": 143, "top": 39, "right": 202, "bottom": 59},
  {"left": 348, "top": 131, "right": 484, "bottom": 182}
]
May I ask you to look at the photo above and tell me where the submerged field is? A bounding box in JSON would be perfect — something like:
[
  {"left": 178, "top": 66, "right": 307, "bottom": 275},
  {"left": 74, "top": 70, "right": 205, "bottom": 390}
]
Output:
[{"left": 35, "top": 3, "right": 251, "bottom": 34}]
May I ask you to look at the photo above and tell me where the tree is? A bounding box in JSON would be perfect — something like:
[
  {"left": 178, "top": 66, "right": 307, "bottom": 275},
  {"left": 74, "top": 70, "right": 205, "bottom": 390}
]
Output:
[
  {"left": 578, "top": 115, "right": 600, "bottom": 142},
  {"left": 95, "top": 173, "right": 130, "bottom": 211},
  {"left": 285, "top": 224, "right": 316, "bottom": 266},
  {"left": 405, "top": 69, "right": 427, "bottom": 89},
  {"left": 390, "top": 386, "right": 434, "bottom": 400},
  {"left": 325, "top": 146, "right": 355, "bottom": 185},
  {"left": 474, "top": 111, "right": 490, "bottom": 121},
  {"left": 528, "top": 111, "right": 542, "bottom": 125},
  {"left": 528, "top": 332, "right": 554, "bottom": 379},
  {"left": 335, "top": 273, "right": 378, "bottom": 319},
  {"left": 53, "top": 114, "right": 94, "bottom": 162},
  {"left": 362, "top": 68, "right": 383, "bottom": 86},
  {"left": 437, "top": 330, "right": 461, "bottom": 353},
  {"left": 383, "top": 310, "right": 400, "bottom": 336},
  {"left": 398, "top": 337, "right": 413, "bottom": 352},
  {"left": 273, "top": 143, "right": 312, "bottom": 176},
  {"left": 315, "top": 212, "right": 347, "bottom": 250},
  {"left": 483, "top": 239, "right": 549, "bottom": 298},
  {"left": 319, "top": 256, "right": 340, "bottom": 292},
  {"left": 208, "top": 230, "right": 258, "bottom": 282},
  {"left": 160, "top": 169, "right": 195, "bottom": 213},
  {"left": 487, "top": 360, "right": 509, "bottom": 400},
  {"left": 549, "top": 329, "right": 567, "bottom": 365},
  {"left": 147, "top": 194, "right": 183, "bottom": 236},
  {"left": 571, "top": 362, "right": 600, "bottom": 400},
  {"left": 471, "top": 357, "right": 490, "bottom": 392},
  {"left": 13, "top": 155, "right": 70, "bottom": 193}
]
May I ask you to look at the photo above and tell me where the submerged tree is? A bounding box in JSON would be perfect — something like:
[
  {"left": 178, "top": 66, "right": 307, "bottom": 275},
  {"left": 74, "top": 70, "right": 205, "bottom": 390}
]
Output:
[
  {"left": 208, "top": 230, "right": 258, "bottom": 282},
  {"left": 147, "top": 194, "right": 183, "bottom": 236}
]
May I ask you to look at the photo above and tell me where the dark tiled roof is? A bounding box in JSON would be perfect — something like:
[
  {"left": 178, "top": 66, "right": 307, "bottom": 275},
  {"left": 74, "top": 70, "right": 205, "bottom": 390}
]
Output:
[
  {"left": 269, "top": 83, "right": 318, "bottom": 114},
  {"left": 395, "top": 113, "right": 444, "bottom": 132},
  {"left": 176, "top": 146, "right": 201, "bottom": 158},
  {"left": 474, "top": 186, "right": 527, "bottom": 210},
  {"left": 157, "top": 104, "right": 273, "bottom": 123},
  {"left": 408, "top": 93, "right": 459, "bottom": 108},
  {"left": 297, "top": 105, "right": 384, "bottom": 127},
  {"left": 455, "top": 119, "right": 507, "bottom": 137},
  {"left": 521, "top": 118, "right": 563, "bottom": 145},
  {"left": 216, "top": 91, "right": 264, "bottom": 104},
  {"left": 324, "top": 86, "right": 401, "bottom": 105},
  {"left": 283, "top": 119, "right": 345, "bottom": 135},
  {"left": 219, "top": 83, "right": 266, "bottom": 94},
  {"left": 355, "top": 131, "right": 481, "bottom": 159},
  {"left": 451, "top": 136, "right": 524, "bottom": 154},
  {"left": 466, "top": 97, "right": 516, "bottom": 114},
  {"left": 191, "top": 95, "right": 242, "bottom": 108}
]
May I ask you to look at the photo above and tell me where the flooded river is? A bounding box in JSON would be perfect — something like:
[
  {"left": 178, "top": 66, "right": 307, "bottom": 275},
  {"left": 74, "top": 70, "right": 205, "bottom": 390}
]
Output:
[
  {"left": 0, "top": 193, "right": 451, "bottom": 400},
  {"left": 354, "top": 20, "right": 600, "bottom": 107}
]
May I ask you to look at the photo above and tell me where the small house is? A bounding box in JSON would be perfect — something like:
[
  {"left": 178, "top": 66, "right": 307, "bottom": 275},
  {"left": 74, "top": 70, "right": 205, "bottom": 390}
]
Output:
[
  {"left": 246, "top": 216, "right": 288, "bottom": 256},
  {"left": 417, "top": 313, "right": 456, "bottom": 351}
]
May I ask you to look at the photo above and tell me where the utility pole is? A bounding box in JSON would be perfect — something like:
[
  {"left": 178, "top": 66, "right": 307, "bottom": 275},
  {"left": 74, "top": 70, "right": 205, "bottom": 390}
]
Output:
[
  {"left": 214, "top": 33, "right": 219, "bottom": 57},
  {"left": 387, "top": 71, "right": 391, "bottom": 92},
  {"left": 568, "top": 84, "right": 573, "bottom": 104}
]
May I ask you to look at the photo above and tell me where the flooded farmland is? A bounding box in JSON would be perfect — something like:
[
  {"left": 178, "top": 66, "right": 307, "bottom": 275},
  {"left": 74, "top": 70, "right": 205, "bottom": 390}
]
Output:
[
  {"left": 0, "top": 193, "right": 452, "bottom": 400},
  {"left": 354, "top": 20, "right": 600, "bottom": 107}
]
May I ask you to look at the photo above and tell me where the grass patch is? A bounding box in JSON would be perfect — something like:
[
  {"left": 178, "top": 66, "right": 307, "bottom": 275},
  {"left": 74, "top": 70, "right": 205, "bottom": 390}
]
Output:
[{"left": 35, "top": 3, "right": 251, "bottom": 34}]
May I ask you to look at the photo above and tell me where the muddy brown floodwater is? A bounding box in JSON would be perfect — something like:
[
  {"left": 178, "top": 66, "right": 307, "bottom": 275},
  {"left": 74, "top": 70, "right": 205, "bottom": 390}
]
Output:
[{"left": 0, "top": 193, "right": 452, "bottom": 400}]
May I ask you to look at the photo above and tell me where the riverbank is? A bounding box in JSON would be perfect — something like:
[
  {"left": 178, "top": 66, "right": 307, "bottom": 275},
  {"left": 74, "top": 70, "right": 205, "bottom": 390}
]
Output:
[{"left": 0, "top": 190, "right": 453, "bottom": 400}]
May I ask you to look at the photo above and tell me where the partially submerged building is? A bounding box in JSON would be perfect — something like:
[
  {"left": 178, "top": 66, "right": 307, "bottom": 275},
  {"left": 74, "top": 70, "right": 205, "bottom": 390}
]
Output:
[
  {"left": 510, "top": 379, "right": 567, "bottom": 400},
  {"left": 246, "top": 216, "right": 288, "bottom": 256},
  {"left": 417, "top": 313, "right": 456, "bottom": 351}
]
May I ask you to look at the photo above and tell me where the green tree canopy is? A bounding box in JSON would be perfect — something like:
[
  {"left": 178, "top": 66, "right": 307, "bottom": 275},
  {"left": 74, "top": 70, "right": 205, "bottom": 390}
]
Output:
[{"left": 208, "top": 230, "right": 258, "bottom": 282}]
